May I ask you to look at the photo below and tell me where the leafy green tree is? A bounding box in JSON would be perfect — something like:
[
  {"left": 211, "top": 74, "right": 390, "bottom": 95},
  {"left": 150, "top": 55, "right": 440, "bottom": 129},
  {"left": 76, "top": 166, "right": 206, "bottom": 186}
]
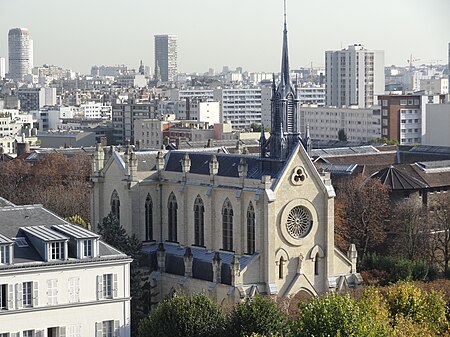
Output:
[
  {"left": 138, "top": 292, "right": 225, "bottom": 337},
  {"left": 224, "top": 295, "right": 290, "bottom": 337},
  {"left": 250, "top": 123, "right": 262, "bottom": 132},
  {"left": 97, "top": 214, "right": 144, "bottom": 335},
  {"left": 384, "top": 282, "right": 448, "bottom": 333},
  {"left": 370, "top": 137, "right": 399, "bottom": 145},
  {"left": 293, "top": 292, "right": 385, "bottom": 337},
  {"left": 65, "top": 215, "right": 89, "bottom": 229},
  {"left": 357, "top": 287, "right": 392, "bottom": 337},
  {"left": 97, "top": 213, "right": 128, "bottom": 251},
  {"left": 338, "top": 129, "right": 348, "bottom": 141}
]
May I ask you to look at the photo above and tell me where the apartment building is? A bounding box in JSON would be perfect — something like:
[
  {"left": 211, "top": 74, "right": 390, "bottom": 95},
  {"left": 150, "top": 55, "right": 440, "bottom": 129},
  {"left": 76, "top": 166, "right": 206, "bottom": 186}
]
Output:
[
  {"left": 325, "top": 44, "right": 384, "bottom": 108},
  {"left": 0, "top": 200, "right": 131, "bottom": 337},
  {"left": 299, "top": 106, "right": 381, "bottom": 142}
]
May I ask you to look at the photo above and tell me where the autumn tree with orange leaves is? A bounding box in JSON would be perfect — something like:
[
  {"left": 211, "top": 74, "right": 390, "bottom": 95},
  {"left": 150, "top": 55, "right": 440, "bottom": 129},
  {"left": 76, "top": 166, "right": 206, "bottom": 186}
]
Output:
[
  {"left": 0, "top": 153, "right": 91, "bottom": 223},
  {"left": 334, "top": 174, "right": 391, "bottom": 255}
]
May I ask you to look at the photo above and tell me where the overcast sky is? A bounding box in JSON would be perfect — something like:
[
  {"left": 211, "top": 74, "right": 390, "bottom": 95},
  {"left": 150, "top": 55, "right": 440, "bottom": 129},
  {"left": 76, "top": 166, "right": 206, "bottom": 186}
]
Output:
[{"left": 0, "top": 0, "right": 449, "bottom": 74}]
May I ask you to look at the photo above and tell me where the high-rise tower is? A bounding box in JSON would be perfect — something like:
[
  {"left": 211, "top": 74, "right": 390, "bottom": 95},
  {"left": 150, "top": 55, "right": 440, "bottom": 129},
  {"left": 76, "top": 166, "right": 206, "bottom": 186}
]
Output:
[
  {"left": 261, "top": 0, "right": 301, "bottom": 161},
  {"left": 154, "top": 35, "right": 177, "bottom": 82},
  {"left": 8, "top": 28, "right": 33, "bottom": 81}
]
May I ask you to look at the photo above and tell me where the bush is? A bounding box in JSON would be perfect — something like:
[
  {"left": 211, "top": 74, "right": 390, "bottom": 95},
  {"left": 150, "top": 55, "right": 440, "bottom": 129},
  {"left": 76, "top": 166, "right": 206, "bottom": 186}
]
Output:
[
  {"left": 360, "top": 253, "right": 438, "bottom": 285},
  {"left": 138, "top": 292, "right": 225, "bottom": 337},
  {"left": 224, "top": 295, "right": 290, "bottom": 337}
]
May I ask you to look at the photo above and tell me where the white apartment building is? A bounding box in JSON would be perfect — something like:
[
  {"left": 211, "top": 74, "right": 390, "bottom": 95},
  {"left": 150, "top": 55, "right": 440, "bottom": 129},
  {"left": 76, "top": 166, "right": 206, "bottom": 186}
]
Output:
[
  {"left": 115, "top": 75, "right": 147, "bottom": 88},
  {"left": 0, "top": 109, "right": 37, "bottom": 153},
  {"left": 167, "top": 89, "right": 214, "bottom": 101},
  {"left": 299, "top": 106, "right": 382, "bottom": 142},
  {"left": 423, "top": 102, "right": 450, "bottom": 146},
  {"left": 8, "top": 28, "right": 33, "bottom": 81},
  {"left": 213, "top": 88, "right": 262, "bottom": 129},
  {"left": 80, "top": 102, "right": 112, "bottom": 120},
  {"left": 325, "top": 44, "right": 384, "bottom": 108},
  {"left": 0, "top": 201, "right": 131, "bottom": 337}
]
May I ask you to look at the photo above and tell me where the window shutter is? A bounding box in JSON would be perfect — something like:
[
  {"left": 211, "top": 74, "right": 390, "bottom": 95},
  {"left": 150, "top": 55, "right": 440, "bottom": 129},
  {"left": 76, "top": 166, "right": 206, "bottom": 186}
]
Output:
[
  {"left": 114, "top": 320, "right": 120, "bottom": 337},
  {"left": 7, "top": 284, "right": 14, "bottom": 310},
  {"left": 36, "top": 330, "right": 45, "bottom": 337},
  {"left": 47, "top": 279, "right": 51, "bottom": 305},
  {"left": 95, "top": 322, "right": 103, "bottom": 337},
  {"left": 15, "top": 283, "right": 23, "bottom": 309},
  {"left": 33, "top": 281, "right": 39, "bottom": 307},
  {"left": 96, "top": 275, "right": 103, "bottom": 300},
  {"left": 59, "top": 326, "right": 66, "bottom": 337},
  {"left": 113, "top": 274, "right": 118, "bottom": 298}
]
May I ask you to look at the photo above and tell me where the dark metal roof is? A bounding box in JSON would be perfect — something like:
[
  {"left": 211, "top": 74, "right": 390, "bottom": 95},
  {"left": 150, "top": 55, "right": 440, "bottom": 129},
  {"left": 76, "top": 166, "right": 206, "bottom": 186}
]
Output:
[
  {"left": 52, "top": 224, "right": 100, "bottom": 240},
  {"left": 142, "top": 242, "right": 258, "bottom": 271},
  {"left": 164, "top": 151, "right": 284, "bottom": 179},
  {"left": 370, "top": 166, "right": 429, "bottom": 190}
]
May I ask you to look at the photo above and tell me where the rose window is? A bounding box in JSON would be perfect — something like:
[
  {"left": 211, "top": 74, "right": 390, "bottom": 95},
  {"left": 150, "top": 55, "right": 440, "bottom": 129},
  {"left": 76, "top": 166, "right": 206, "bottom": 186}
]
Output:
[{"left": 286, "top": 206, "right": 312, "bottom": 239}]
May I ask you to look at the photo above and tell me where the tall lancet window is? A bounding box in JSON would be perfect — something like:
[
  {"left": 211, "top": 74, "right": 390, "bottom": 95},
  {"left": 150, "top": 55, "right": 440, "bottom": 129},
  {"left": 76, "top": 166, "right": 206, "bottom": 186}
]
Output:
[
  {"left": 168, "top": 192, "right": 178, "bottom": 242},
  {"left": 222, "top": 199, "right": 233, "bottom": 251},
  {"left": 247, "top": 202, "right": 256, "bottom": 254},
  {"left": 110, "top": 190, "right": 120, "bottom": 220},
  {"left": 286, "top": 93, "right": 295, "bottom": 133},
  {"left": 145, "top": 194, "right": 153, "bottom": 241},
  {"left": 194, "top": 195, "right": 205, "bottom": 246}
]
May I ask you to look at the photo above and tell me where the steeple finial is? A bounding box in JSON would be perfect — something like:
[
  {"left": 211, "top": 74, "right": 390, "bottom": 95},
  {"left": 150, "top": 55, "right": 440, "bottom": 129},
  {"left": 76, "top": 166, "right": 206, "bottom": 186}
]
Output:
[
  {"left": 284, "top": 0, "right": 287, "bottom": 29},
  {"left": 280, "top": 0, "right": 290, "bottom": 87}
]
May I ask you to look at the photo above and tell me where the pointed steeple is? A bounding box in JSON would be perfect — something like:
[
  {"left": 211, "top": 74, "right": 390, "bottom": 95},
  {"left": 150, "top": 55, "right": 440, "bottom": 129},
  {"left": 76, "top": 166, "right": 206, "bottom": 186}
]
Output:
[{"left": 280, "top": 0, "right": 290, "bottom": 88}]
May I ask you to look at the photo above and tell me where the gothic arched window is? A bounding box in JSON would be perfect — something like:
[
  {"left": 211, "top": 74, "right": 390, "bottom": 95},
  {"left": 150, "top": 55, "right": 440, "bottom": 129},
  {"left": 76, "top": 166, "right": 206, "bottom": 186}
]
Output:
[
  {"left": 145, "top": 194, "right": 153, "bottom": 241},
  {"left": 279, "top": 256, "right": 285, "bottom": 279},
  {"left": 168, "top": 192, "right": 178, "bottom": 242},
  {"left": 110, "top": 190, "right": 120, "bottom": 220},
  {"left": 222, "top": 199, "right": 233, "bottom": 251},
  {"left": 247, "top": 202, "right": 255, "bottom": 254},
  {"left": 194, "top": 195, "right": 205, "bottom": 246},
  {"left": 314, "top": 253, "right": 320, "bottom": 275}
]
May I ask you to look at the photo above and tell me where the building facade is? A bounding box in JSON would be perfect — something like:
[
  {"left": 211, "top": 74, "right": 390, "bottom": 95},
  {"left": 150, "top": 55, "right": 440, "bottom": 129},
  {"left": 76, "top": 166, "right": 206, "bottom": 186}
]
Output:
[
  {"left": 0, "top": 200, "right": 131, "bottom": 337},
  {"left": 154, "top": 35, "right": 177, "bottom": 82},
  {"left": 8, "top": 28, "right": 33, "bottom": 81},
  {"left": 325, "top": 44, "right": 384, "bottom": 108},
  {"left": 91, "top": 6, "right": 359, "bottom": 306},
  {"left": 423, "top": 102, "right": 450, "bottom": 146},
  {"left": 0, "top": 57, "right": 5, "bottom": 79}
]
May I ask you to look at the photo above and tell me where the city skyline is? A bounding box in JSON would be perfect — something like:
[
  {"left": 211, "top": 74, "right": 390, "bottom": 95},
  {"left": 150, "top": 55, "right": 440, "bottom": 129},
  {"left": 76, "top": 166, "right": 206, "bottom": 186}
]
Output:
[{"left": 0, "top": 0, "right": 449, "bottom": 75}]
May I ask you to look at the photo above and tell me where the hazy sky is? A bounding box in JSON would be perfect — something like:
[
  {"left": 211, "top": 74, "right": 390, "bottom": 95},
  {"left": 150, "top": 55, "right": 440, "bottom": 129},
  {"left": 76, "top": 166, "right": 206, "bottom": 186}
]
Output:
[{"left": 0, "top": 0, "right": 449, "bottom": 74}]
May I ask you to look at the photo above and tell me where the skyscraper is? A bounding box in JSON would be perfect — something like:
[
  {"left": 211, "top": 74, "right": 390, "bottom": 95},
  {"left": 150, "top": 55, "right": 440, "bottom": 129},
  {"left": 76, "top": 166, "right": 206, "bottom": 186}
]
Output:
[
  {"left": 0, "top": 57, "right": 5, "bottom": 79},
  {"left": 154, "top": 34, "right": 177, "bottom": 82},
  {"left": 8, "top": 28, "right": 33, "bottom": 81},
  {"left": 325, "top": 44, "right": 384, "bottom": 108}
]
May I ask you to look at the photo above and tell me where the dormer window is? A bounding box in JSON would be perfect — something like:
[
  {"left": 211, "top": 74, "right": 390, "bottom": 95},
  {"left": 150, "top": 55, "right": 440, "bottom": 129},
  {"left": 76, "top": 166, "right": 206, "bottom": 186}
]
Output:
[
  {"left": 50, "top": 241, "right": 65, "bottom": 260},
  {"left": 0, "top": 245, "right": 10, "bottom": 264},
  {"left": 83, "top": 239, "right": 93, "bottom": 258}
]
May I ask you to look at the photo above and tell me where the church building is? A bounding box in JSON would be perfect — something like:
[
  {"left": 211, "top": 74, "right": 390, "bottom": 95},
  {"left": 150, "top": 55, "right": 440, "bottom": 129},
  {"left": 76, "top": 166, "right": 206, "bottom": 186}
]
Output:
[{"left": 90, "top": 4, "right": 360, "bottom": 304}]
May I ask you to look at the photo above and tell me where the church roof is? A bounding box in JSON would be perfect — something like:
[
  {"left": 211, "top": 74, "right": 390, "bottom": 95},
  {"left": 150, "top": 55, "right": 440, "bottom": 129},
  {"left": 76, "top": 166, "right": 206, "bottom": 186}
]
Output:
[
  {"left": 164, "top": 151, "right": 284, "bottom": 179},
  {"left": 370, "top": 165, "right": 429, "bottom": 190}
]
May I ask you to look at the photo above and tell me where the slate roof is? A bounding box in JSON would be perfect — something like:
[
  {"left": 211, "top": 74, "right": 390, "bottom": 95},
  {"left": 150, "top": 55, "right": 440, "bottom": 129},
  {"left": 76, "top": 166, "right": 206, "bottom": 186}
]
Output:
[
  {"left": 370, "top": 166, "right": 429, "bottom": 190},
  {"left": 164, "top": 151, "right": 285, "bottom": 179},
  {"left": 142, "top": 242, "right": 258, "bottom": 271}
]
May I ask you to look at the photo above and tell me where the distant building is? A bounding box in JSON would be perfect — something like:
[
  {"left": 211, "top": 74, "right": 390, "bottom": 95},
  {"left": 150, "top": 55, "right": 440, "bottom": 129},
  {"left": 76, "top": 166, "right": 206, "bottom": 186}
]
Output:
[
  {"left": 17, "top": 87, "right": 56, "bottom": 111},
  {"left": 423, "top": 102, "right": 450, "bottom": 146},
  {"left": 325, "top": 44, "right": 384, "bottom": 108},
  {"left": 154, "top": 35, "right": 177, "bottom": 82},
  {"left": 0, "top": 57, "right": 5, "bottom": 79},
  {"left": 420, "top": 78, "right": 449, "bottom": 95},
  {"left": 112, "top": 100, "right": 157, "bottom": 145},
  {"left": 0, "top": 199, "right": 131, "bottom": 337},
  {"left": 8, "top": 28, "right": 33, "bottom": 81},
  {"left": 377, "top": 94, "right": 444, "bottom": 145},
  {"left": 299, "top": 106, "right": 381, "bottom": 142}
]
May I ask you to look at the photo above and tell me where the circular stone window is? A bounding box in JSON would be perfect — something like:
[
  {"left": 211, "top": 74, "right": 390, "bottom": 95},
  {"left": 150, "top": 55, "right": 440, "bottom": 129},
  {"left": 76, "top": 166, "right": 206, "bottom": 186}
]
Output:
[{"left": 286, "top": 206, "right": 312, "bottom": 239}]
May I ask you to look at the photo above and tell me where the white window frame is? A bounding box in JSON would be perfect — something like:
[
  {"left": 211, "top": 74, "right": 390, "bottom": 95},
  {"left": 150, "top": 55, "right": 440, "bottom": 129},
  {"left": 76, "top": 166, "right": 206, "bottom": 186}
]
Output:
[
  {"left": 0, "top": 245, "right": 10, "bottom": 264},
  {"left": 68, "top": 277, "right": 80, "bottom": 303},
  {"left": 23, "top": 282, "right": 33, "bottom": 307},
  {"left": 97, "top": 274, "right": 117, "bottom": 300},
  {"left": 50, "top": 241, "right": 64, "bottom": 260},
  {"left": 47, "top": 279, "right": 58, "bottom": 306},
  {"left": 83, "top": 240, "right": 92, "bottom": 258}
]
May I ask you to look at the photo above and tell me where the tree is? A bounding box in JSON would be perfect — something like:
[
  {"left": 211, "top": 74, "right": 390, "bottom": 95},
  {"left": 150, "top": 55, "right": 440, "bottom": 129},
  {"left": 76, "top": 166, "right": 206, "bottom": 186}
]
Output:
[
  {"left": 370, "top": 137, "right": 399, "bottom": 145},
  {"left": 138, "top": 292, "right": 225, "bottom": 337},
  {"left": 293, "top": 292, "right": 378, "bottom": 337},
  {"left": 389, "top": 199, "right": 431, "bottom": 261},
  {"left": 250, "top": 123, "right": 262, "bottom": 132},
  {"left": 0, "top": 153, "right": 91, "bottom": 221},
  {"left": 65, "top": 215, "right": 89, "bottom": 229},
  {"left": 98, "top": 214, "right": 144, "bottom": 335},
  {"left": 335, "top": 175, "right": 390, "bottom": 255},
  {"left": 338, "top": 129, "right": 348, "bottom": 141},
  {"left": 385, "top": 282, "right": 448, "bottom": 333},
  {"left": 224, "top": 295, "right": 290, "bottom": 337},
  {"left": 429, "top": 193, "right": 450, "bottom": 277}
]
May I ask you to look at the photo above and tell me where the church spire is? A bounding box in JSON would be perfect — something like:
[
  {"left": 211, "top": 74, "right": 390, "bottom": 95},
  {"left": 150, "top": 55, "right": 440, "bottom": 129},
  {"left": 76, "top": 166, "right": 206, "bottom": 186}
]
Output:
[{"left": 280, "top": 0, "right": 290, "bottom": 88}]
